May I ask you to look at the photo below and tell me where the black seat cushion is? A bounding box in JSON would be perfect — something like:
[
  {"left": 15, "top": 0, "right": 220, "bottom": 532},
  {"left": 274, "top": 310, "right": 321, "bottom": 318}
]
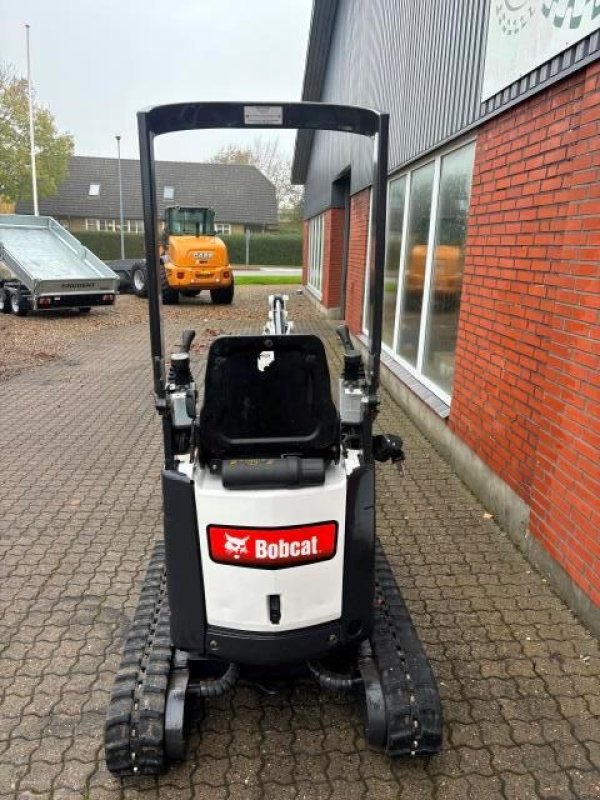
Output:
[{"left": 198, "top": 335, "right": 340, "bottom": 461}]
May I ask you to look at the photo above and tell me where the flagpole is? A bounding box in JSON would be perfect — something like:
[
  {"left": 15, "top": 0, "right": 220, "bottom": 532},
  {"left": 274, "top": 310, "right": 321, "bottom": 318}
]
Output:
[{"left": 26, "top": 24, "right": 39, "bottom": 216}]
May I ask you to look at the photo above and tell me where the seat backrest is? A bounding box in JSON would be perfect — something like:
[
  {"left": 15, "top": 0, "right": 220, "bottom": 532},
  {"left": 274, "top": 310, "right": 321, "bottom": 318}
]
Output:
[{"left": 198, "top": 335, "right": 339, "bottom": 461}]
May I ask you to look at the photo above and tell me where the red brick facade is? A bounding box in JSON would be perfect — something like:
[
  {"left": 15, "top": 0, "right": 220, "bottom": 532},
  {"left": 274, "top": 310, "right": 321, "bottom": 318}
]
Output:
[
  {"left": 321, "top": 208, "right": 345, "bottom": 309},
  {"left": 303, "top": 65, "right": 599, "bottom": 607},
  {"left": 304, "top": 208, "right": 350, "bottom": 311},
  {"left": 451, "top": 62, "right": 600, "bottom": 604},
  {"left": 345, "top": 189, "right": 371, "bottom": 333}
]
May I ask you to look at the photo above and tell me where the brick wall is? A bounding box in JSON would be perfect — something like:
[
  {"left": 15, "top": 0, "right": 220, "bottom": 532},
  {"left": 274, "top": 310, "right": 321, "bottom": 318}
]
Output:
[
  {"left": 451, "top": 62, "right": 600, "bottom": 604},
  {"left": 345, "top": 189, "right": 371, "bottom": 333},
  {"left": 321, "top": 208, "right": 345, "bottom": 309}
]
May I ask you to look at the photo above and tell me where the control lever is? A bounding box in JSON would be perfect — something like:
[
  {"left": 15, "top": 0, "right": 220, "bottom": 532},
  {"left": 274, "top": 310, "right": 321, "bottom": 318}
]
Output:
[
  {"left": 336, "top": 324, "right": 353, "bottom": 353},
  {"left": 373, "top": 434, "right": 406, "bottom": 474},
  {"left": 178, "top": 329, "right": 196, "bottom": 354}
]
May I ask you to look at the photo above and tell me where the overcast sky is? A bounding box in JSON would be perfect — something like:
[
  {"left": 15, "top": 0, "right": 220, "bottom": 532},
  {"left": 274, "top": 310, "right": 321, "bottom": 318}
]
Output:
[{"left": 0, "top": 0, "right": 312, "bottom": 163}]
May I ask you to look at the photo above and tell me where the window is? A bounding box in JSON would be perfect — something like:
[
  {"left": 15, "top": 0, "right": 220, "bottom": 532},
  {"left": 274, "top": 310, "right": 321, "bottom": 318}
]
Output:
[
  {"left": 118, "top": 220, "right": 131, "bottom": 233},
  {"left": 163, "top": 186, "right": 174, "bottom": 200},
  {"left": 381, "top": 179, "right": 407, "bottom": 347},
  {"left": 85, "top": 218, "right": 100, "bottom": 231},
  {"left": 307, "top": 214, "right": 325, "bottom": 296},
  {"left": 361, "top": 191, "right": 374, "bottom": 336},
  {"left": 89, "top": 183, "right": 100, "bottom": 196},
  {"left": 422, "top": 145, "right": 475, "bottom": 394},
  {"left": 367, "top": 140, "right": 475, "bottom": 402},
  {"left": 102, "top": 219, "right": 116, "bottom": 232},
  {"left": 396, "top": 162, "right": 435, "bottom": 368},
  {"left": 214, "top": 223, "right": 231, "bottom": 235},
  {"left": 132, "top": 220, "right": 144, "bottom": 234}
]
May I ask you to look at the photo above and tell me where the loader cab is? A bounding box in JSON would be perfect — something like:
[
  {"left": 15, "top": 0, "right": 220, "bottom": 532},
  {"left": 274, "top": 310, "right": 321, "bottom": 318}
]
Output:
[{"left": 164, "top": 206, "right": 216, "bottom": 239}]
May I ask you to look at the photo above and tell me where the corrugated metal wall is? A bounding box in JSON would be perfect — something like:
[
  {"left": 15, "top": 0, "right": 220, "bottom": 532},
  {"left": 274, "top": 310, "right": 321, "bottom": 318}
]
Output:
[{"left": 301, "top": 0, "right": 599, "bottom": 218}]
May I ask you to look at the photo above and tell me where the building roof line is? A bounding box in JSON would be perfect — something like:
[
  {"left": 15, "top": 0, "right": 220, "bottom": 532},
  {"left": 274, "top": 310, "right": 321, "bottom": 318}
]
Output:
[{"left": 291, "top": 0, "right": 339, "bottom": 184}]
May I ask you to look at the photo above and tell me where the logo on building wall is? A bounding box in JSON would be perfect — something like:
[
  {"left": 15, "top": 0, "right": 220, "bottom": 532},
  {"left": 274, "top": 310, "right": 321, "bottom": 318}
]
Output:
[
  {"left": 483, "top": 0, "right": 600, "bottom": 99},
  {"left": 495, "top": 1, "right": 535, "bottom": 36},
  {"left": 542, "top": 0, "right": 600, "bottom": 29}
]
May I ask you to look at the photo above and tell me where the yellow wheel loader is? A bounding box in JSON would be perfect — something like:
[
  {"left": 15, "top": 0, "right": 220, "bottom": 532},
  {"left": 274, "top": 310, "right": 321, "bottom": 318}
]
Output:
[{"left": 131, "top": 206, "right": 234, "bottom": 305}]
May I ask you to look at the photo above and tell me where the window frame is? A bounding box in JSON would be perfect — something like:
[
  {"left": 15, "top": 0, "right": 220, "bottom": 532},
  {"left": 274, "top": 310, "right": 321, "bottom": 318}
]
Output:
[
  {"left": 88, "top": 183, "right": 100, "bottom": 196},
  {"left": 366, "top": 137, "right": 475, "bottom": 405},
  {"left": 214, "top": 222, "right": 231, "bottom": 235},
  {"left": 85, "top": 218, "right": 100, "bottom": 231},
  {"left": 307, "top": 213, "right": 325, "bottom": 299},
  {"left": 163, "top": 185, "right": 174, "bottom": 200}
]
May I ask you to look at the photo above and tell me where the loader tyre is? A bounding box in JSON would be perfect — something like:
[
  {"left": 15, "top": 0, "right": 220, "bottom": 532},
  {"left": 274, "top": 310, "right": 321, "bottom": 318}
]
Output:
[
  {"left": 210, "top": 279, "right": 234, "bottom": 305},
  {"left": 10, "top": 293, "right": 29, "bottom": 316},
  {"left": 0, "top": 290, "right": 11, "bottom": 314},
  {"left": 132, "top": 264, "right": 148, "bottom": 297},
  {"left": 161, "top": 264, "right": 179, "bottom": 305}
]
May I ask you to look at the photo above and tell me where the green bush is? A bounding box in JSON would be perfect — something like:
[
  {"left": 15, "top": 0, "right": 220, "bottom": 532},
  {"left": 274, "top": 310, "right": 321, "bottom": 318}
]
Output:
[
  {"left": 75, "top": 232, "right": 145, "bottom": 261},
  {"left": 221, "top": 234, "right": 302, "bottom": 266},
  {"left": 73, "top": 231, "right": 302, "bottom": 266}
]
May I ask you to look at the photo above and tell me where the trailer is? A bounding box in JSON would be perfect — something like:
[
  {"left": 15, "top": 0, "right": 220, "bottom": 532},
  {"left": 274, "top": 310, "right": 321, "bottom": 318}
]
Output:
[
  {"left": 105, "top": 259, "right": 140, "bottom": 292},
  {"left": 0, "top": 214, "right": 119, "bottom": 316}
]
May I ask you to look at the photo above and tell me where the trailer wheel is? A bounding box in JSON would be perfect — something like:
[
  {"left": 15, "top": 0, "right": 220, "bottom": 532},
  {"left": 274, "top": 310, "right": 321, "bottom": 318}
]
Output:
[
  {"left": 132, "top": 264, "right": 148, "bottom": 298},
  {"left": 10, "top": 293, "right": 29, "bottom": 317},
  {"left": 0, "top": 290, "right": 11, "bottom": 314},
  {"left": 210, "top": 279, "right": 234, "bottom": 305},
  {"left": 160, "top": 264, "right": 179, "bottom": 305}
]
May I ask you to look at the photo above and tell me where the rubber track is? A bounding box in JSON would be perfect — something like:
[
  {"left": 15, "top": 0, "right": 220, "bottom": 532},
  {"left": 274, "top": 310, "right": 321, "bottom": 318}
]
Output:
[
  {"left": 104, "top": 541, "right": 173, "bottom": 777},
  {"left": 372, "top": 540, "right": 443, "bottom": 755}
]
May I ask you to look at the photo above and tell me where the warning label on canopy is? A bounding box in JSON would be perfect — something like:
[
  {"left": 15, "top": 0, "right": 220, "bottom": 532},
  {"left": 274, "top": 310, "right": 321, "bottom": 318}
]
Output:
[{"left": 244, "top": 105, "right": 283, "bottom": 126}]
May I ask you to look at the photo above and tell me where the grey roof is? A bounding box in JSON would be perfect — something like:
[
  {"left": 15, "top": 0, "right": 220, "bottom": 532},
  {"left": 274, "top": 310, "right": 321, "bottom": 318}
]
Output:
[
  {"left": 17, "top": 156, "right": 278, "bottom": 225},
  {"left": 291, "top": 0, "right": 339, "bottom": 185}
]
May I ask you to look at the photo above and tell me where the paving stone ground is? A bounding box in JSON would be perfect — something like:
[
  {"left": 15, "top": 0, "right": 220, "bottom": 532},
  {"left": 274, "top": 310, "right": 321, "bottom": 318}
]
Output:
[{"left": 0, "top": 287, "right": 598, "bottom": 800}]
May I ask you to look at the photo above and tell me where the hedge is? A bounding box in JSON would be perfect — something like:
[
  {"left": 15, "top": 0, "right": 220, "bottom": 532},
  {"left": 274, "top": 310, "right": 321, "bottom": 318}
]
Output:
[
  {"left": 74, "top": 231, "right": 302, "bottom": 266},
  {"left": 75, "top": 232, "right": 145, "bottom": 261}
]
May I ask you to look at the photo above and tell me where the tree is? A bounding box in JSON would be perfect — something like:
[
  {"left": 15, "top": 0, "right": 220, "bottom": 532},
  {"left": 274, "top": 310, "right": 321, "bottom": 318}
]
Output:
[
  {"left": 209, "top": 137, "right": 303, "bottom": 212},
  {"left": 0, "top": 63, "right": 73, "bottom": 204}
]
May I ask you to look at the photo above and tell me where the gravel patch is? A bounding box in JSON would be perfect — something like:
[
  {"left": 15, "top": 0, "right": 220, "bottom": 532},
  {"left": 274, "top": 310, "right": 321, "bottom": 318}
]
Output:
[{"left": 0, "top": 286, "right": 305, "bottom": 381}]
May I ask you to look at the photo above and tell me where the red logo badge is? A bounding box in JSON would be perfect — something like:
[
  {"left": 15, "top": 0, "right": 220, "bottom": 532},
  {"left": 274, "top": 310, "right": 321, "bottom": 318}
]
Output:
[{"left": 207, "top": 522, "right": 338, "bottom": 569}]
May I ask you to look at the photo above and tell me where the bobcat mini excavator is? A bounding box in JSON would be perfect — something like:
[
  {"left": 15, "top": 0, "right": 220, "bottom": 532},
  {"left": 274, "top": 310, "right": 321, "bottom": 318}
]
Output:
[{"left": 104, "top": 101, "right": 442, "bottom": 776}]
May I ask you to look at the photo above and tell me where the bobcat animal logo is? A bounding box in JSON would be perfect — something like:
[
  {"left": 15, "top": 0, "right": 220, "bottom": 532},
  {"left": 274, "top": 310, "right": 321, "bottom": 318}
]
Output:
[{"left": 224, "top": 533, "right": 249, "bottom": 559}]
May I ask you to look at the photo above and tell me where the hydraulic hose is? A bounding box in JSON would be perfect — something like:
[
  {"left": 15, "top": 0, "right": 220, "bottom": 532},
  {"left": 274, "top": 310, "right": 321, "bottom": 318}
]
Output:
[
  {"left": 190, "top": 662, "right": 240, "bottom": 698},
  {"left": 306, "top": 660, "right": 363, "bottom": 693}
]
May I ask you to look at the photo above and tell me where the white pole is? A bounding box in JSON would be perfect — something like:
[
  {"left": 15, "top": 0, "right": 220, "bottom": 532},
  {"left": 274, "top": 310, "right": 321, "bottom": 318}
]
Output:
[
  {"left": 26, "top": 24, "right": 39, "bottom": 216},
  {"left": 116, "top": 136, "right": 125, "bottom": 259}
]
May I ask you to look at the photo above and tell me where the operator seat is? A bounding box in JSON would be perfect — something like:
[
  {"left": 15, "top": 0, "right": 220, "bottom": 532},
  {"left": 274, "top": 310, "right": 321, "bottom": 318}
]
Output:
[{"left": 198, "top": 334, "right": 340, "bottom": 464}]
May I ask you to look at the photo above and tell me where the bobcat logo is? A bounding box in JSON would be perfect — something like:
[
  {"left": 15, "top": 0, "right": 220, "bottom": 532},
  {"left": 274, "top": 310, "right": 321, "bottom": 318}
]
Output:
[{"left": 223, "top": 533, "right": 249, "bottom": 559}]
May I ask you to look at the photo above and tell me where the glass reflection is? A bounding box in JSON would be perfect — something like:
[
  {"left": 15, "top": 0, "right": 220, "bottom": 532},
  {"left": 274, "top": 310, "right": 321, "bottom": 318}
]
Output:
[
  {"left": 382, "top": 176, "right": 406, "bottom": 348},
  {"left": 423, "top": 144, "right": 475, "bottom": 394},
  {"left": 396, "top": 162, "right": 434, "bottom": 367}
]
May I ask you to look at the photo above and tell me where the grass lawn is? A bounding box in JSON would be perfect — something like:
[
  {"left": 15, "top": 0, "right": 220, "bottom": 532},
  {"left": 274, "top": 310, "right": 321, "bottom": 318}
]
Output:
[{"left": 235, "top": 274, "right": 301, "bottom": 285}]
